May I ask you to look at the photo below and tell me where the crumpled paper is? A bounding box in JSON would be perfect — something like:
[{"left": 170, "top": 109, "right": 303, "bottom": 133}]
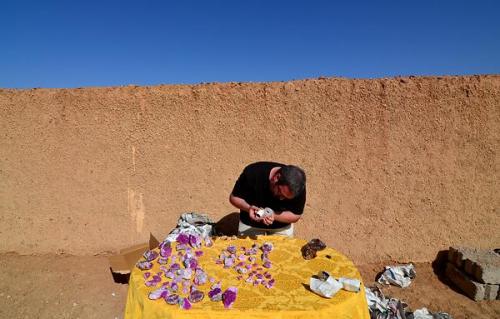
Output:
[
  {"left": 365, "top": 286, "right": 410, "bottom": 319},
  {"left": 377, "top": 264, "right": 416, "bottom": 288},
  {"left": 365, "top": 287, "right": 453, "bottom": 319},
  {"left": 413, "top": 308, "right": 453, "bottom": 319},
  {"left": 165, "top": 212, "right": 215, "bottom": 242}
]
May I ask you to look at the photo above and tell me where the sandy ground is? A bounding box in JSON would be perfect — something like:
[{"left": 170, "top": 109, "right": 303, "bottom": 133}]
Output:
[{"left": 0, "top": 254, "right": 498, "bottom": 319}]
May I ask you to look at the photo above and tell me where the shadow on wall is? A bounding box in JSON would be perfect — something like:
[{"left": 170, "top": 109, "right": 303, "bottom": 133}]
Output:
[{"left": 214, "top": 212, "right": 240, "bottom": 236}]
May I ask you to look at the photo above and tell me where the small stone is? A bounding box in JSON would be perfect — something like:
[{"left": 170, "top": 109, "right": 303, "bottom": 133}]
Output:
[
  {"left": 73, "top": 302, "right": 78, "bottom": 307},
  {"left": 111, "top": 292, "right": 116, "bottom": 297}
]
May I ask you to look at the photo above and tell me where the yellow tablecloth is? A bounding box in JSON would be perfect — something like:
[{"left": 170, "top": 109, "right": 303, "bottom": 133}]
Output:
[{"left": 124, "top": 235, "right": 369, "bottom": 319}]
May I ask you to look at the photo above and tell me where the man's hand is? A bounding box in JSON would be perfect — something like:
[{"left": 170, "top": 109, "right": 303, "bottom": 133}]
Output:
[
  {"left": 262, "top": 210, "right": 274, "bottom": 226},
  {"left": 248, "top": 205, "right": 262, "bottom": 222}
]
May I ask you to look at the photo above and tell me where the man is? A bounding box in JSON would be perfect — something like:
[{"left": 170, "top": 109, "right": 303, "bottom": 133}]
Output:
[{"left": 229, "top": 161, "right": 306, "bottom": 237}]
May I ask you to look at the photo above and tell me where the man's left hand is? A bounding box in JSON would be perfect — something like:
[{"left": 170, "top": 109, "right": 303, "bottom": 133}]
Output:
[{"left": 262, "top": 212, "right": 274, "bottom": 226}]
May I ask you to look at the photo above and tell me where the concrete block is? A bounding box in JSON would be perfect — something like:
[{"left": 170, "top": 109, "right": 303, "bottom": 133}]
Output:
[
  {"left": 450, "top": 247, "right": 500, "bottom": 284},
  {"left": 447, "top": 247, "right": 455, "bottom": 263},
  {"left": 484, "top": 284, "right": 499, "bottom": 301},
  {"left": 464, "top": 258, "right": 475, "bottom": 274},
  {"left": 448, "top": 247, "right": 464, "bottom": 268},
  {"left": 473, "top": 261, "right": 500, "bottom": 284},
  {"left": 445, "top": 262, "right": 485, "bottom": 301}
]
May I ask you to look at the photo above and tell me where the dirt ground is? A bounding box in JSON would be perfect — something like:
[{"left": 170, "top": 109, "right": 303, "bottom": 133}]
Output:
[{"left": 0, "top": 254, "right": 498, "bottom": 319}]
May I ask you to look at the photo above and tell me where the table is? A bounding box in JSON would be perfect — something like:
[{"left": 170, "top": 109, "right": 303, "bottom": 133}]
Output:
[{"left": 124, "top": 235, "right": 369, "bottom": 319}]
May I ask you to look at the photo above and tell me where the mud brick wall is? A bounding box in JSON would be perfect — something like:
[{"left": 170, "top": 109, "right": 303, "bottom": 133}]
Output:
[{"left": 1, "top": 76, "right": 499, "bottom": 264}]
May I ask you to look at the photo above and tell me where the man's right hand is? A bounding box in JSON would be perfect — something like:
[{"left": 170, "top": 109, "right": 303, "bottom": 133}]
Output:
[{"left": 248, "top": 205, "right": 262, "bottom": 222}]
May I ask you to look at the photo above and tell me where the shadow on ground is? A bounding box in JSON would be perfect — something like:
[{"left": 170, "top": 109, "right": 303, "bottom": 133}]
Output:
[{"left": 214, "top": 212, "right": 240, "bottom": 236}]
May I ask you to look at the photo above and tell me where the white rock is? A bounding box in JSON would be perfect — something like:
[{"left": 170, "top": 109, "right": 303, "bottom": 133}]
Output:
[{"left": 310, "top": 275, "right": 342, "bottom": 298}]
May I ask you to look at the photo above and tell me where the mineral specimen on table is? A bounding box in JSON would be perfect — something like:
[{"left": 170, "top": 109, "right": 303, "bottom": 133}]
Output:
[
  {"left": 261, "top": 242, "right": 273, "bottom": 252},
  {"left": 222, "top": 287, "right": 238, "bottom": 308},
  {"left": 310, "top": 271, "right": 342, "bottom": 298},
  {"left": 179, "top": 297, "right": 192, "bottom": 310},
  {"left": 165, "top": 294, "right": 180, "bottom": 305},
  {"left": 195, "top": 250, "right": 203, "bottom": 257},
  {"left": 189, "top": 234, "right": 202, "bottom": 248},
  {"left": 301, "top": 238, "right": 327, "bottom": 260},
  {"left": 176, "top": 233, "right": 189, "bottom": 245},
  {"left": 170, "top": 263, "right": 181, "bottom": 270},
  {"left": 224, "top": 256, "right": 235, "bottom": 268},
  {"left": 264, "top": 278, "right": 275, "bottom": 289},
  {"left": 143, "top": 272, "right": 151, "bottom": 279},
  {"left": 301, "top": 245, "right": 317, "bottom": 260},
  {"left": 143, "top": 250, "right": 159, "bottom": 262},
  {"left": 145, "top": 275, "right": 162, "bottom": 287},
  {"left": 308, "top": 238, "right": 326, "bottom": 251},
  {"left": 338, "top": 277, "right": 361, "bottom": 292},
  {"left": 157, "top": 257, "right": 168, "bottom": 264},
  {"left": 193, "top": 268, "right": 207, "bottom": 285},
  {"left": 208, "top": 282, "right": 223, "bottom": 301},
  {"left": 183, "top": 258, "right": 198, "bottom": 269},
  {"left": 180, "top": 268, "right": 192, "bottom": 280},
  {"left": 188, "top": 289, "right": 204, "bottom": 303},
  {"left": 204, "top": 237, "right": 213, "bottom": 247},
  {"left": 137, "top": 261, "right": 153, "bottom": 270},
  {"left": 159, "top": 241, "right": 172, "bottom": 257},
  {"left": 227, "top": 245, "right": 237, "bottom": 254},
  {"left": 148, "top": 287, "right": 169, "bottom": 300},
  {"left": 170, "top": 282, "right": 179, "bottom": 292}
]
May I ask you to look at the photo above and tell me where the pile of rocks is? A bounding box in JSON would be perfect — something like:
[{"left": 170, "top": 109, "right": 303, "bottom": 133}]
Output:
[{"left": 446, "top": 247, "right": 499, "bottom": 301}]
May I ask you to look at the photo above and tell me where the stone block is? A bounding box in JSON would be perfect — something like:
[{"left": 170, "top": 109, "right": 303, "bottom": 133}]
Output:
[
  {"left": 473, "top": 261, "right": 500, "bottom": 284},
  {"left": 445, "top": 262, "right": 485, "bottom": 301},
  {"left": 449, "top": 247, "right": 500, "bottom": 284},
  {"left": 484, "top": 284, "right": 499, "bottom": 301},
  {"left": 448, "top": 247, "right": 463, "bottom": 268}
]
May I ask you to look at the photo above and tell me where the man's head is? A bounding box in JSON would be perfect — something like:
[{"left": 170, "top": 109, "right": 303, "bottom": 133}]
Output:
[{"left": 270, "top": 165, "right": 306, "bottom": 200}]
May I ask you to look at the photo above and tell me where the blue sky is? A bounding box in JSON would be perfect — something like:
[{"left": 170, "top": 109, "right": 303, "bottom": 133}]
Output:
[{"left": 1, "top": 1, "right": 499, "bottom": 88}]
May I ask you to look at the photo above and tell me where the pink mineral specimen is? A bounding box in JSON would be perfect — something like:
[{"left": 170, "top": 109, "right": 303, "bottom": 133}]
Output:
[
  {"left": 143, "top": 250, "right": 159, "bottom": 262},
  {"left": 136, "top": 261, "right": 153, "bottom": 270},
  {"left": 222, "top": 287, "right": 238, "bottom": 308}
]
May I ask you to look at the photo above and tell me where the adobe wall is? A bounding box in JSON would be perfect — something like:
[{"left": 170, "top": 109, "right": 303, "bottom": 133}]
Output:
[{"left": 1, "top": 75, "right": 499, "bottom": 264}]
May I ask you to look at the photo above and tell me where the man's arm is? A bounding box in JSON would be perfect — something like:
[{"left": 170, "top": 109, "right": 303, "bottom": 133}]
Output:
[
  {"left": 229, "top": 194, "right": 251, "bottom": 212},
  {"left": 263, "top": 210, "right": 301, "bottom": 226},
  {"left": 229, "top": 194, "right": 260, "bottom": 221}
]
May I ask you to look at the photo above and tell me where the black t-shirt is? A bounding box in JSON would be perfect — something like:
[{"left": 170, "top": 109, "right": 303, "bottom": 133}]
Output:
[{"left": 231, "top": 161, "right": 306, "bottom": 229}]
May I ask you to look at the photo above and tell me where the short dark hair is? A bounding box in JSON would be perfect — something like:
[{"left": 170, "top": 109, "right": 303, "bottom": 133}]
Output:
[{"left": 277, "top": 165, "right": 306, "bottom": 197}]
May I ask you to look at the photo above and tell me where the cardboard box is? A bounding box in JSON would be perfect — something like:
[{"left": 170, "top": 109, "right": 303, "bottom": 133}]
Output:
[{"left": 109, "top": 233, "right": 160, "bottom": 276}]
